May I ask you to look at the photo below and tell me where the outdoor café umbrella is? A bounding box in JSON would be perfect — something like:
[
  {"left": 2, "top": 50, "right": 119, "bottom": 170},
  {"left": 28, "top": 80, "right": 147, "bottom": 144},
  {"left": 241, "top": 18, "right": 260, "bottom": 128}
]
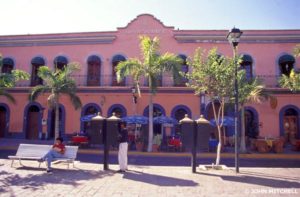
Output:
[
  {"left": 209, "top": 116, "right": 234, "bottom": 127},
  {"left": 121, "top": 115, "right": 149, "bottom": 125},
  {"left": 153, "top": 115, "right": 178, "bottom": 125},
  {"left": 80, "top": 114, "right": 97, "bottom": 122},
  {"left": 153, "top": 115, "right": 178, "bottom": 138}
]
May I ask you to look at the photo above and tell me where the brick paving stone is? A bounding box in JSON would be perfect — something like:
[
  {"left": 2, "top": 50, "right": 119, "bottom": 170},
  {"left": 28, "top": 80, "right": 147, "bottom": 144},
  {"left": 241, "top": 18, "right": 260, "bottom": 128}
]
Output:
[{"left": 1, "top": 158, "right": 300, "bottom": 197}]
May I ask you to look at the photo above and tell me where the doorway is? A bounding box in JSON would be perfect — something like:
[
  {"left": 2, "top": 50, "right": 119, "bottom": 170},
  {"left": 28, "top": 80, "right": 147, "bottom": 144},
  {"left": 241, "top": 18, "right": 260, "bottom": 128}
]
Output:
[
  {"left": 0, "top": 106, "right": 7, "bottom": 138},
  {"left": 283, "top": 108, "right": 299, "bottom": 144},
  {"left": 26, "top": 105, "right": 40, "bottom": 139}
]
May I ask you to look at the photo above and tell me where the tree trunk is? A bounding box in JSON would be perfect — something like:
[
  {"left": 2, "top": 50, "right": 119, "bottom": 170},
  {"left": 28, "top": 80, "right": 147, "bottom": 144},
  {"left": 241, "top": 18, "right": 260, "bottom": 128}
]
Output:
[
  {"left": 54, "top": 94, "right": 60, "bottom": 141},
  {"left": 147, "top": 93, "right": 154, "bottom": 152},
  {"left": 240, "top": 106, "right": 247, "bottom": 153},
  {"left": 212, "top": 100, "right": 223, "bottom": 165},
  {"left": 216, "top": 125, "right": 222, "bottom": 165}
]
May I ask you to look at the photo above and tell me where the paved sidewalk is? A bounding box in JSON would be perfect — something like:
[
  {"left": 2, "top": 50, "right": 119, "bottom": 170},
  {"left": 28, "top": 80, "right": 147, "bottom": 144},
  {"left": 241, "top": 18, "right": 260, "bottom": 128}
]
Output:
[
  {"left": 0, "top": 159, "right": 299, "bottom": 197},
  {"left": 1, "top": 138, "right": 300, "bottom": 160}
]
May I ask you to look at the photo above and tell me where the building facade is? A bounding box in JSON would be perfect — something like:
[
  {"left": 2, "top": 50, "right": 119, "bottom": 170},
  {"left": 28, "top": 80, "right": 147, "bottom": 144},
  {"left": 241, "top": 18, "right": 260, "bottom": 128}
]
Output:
[{"left": 0, "top": 14, "right": 299, "bottom": 141}]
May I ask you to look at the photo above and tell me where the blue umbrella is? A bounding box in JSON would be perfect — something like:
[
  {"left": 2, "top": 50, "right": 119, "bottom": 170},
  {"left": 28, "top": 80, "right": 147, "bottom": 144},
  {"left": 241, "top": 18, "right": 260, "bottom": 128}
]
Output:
[
  {"left": 153, "top": 116, "right": 178, "bottom": 125},
  {"left": 210, "top": 116, "right": 234, "bottom": 127},
  {"left": 121, "top": 115, "right": 149, "bottom": 124},
  {"left": 80, "top": 114, "right": 97, "bottom": 122}
]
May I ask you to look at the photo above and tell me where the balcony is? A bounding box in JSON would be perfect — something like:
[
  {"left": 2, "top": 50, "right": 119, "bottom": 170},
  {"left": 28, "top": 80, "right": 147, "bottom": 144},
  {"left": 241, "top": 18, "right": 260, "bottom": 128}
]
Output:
[{"left": 12, "top": 74, "right": 284, "bottom": 89}]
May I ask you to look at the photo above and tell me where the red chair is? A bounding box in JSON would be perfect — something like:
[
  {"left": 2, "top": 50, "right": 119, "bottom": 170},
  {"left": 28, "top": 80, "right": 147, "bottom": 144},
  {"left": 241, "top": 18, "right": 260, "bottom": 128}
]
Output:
[{"left": 168, "top": 138, "right": 182, "bottom": 152}]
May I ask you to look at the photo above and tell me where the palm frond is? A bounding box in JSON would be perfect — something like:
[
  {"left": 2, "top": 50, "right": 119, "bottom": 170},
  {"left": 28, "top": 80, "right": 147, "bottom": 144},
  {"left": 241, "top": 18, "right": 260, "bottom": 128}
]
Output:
[
  {"left": 68, "top": 92, "right": 82, "bottom": 110},
  {"left": 116, "top": 59, "right": 143, "bottom": 82},
  {"left": 29, "top": 85, "right": 51, "bottom": 101},
  {"left": 0, "top": 88, "right": 16, "bottom": 103}
]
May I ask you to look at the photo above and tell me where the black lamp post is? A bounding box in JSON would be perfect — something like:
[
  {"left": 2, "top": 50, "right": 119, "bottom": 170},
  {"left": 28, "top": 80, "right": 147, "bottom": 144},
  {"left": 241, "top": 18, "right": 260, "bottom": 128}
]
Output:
[
  {"left": 131, "top": 86, "right": 137, "bottom": 104},
  {"left": 227, "top": 27, "right": 243, "bottom": 173}
]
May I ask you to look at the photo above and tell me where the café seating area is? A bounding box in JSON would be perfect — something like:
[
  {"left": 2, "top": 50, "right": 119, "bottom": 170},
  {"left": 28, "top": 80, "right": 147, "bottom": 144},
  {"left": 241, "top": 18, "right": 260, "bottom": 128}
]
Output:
[{"left": 252, "top": 137, "right": 293, "bottom": 153}]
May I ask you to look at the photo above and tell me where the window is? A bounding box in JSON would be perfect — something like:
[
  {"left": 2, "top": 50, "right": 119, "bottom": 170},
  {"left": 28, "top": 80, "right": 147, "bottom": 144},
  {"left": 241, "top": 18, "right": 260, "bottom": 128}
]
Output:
[
  {"left": 2, "top": 58, "right": 14, "bottom": 74},
  {"left": 87, "top": 55, "right": 101, "bottom": 86},
  {"left": 174, "top": 54, "right": 188, "bottom": 86},
  {"left": 30, "top": 57, "right": 45, "bottom": 86},
  {"left": 240, "top": 54, "right": 253, "bottom": 79},
  {"left": 54, "top": 56, "right": 68, "bottom": 70},
  {"left": 279, "top": 54, "right": 295, "bottom": 76},
  {"left": 112, "top": 55, "right": 126, "bottom": 86}
]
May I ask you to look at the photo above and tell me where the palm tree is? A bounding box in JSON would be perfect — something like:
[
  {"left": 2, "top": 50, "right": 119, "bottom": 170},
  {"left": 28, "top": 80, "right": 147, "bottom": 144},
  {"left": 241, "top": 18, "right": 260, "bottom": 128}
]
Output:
[
  {"left": 236, "top": 70, "right": 271, "bottom": 152},
  {"left": 0, "top": 53, "right": 29, "bottom": 103},
  {"left": 29, "top": 63, "right": 82, "bottom": 140},
  {"left": 116, "top": 36, "right": 183, "bottom": 151}
]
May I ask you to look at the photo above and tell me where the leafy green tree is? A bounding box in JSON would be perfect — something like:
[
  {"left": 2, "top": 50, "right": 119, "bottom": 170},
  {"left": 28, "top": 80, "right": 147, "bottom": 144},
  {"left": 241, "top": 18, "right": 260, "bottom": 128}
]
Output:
[
  {"left": 279, "top": 69, "right": 300, "bottom": 91},
  {"left": 29, "top": 63, "right": 82, "bottom": 140},
  {"left": 0, "top": 53, "right": 29, "bottom": 103},
  {"left": 279, "top": 44, "right": 300, "bottom": 91},
  {"left": 186, "top": 47, "right": 235, "bottom": 165},
  {"left": 293, "top": 44, "right": 300, "bottom": 57},
  {"left": 116, "top": 36, "right": 182, "bottom": 152}
]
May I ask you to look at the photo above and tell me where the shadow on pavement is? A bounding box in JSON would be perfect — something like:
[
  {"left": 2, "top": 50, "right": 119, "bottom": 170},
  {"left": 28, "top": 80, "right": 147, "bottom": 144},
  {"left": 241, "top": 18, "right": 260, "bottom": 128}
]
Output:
[
  {"left": 122, "top": 170, "right": 198, "bottom": 187},
  {"left": 197, "top": 171, "right": 300, "bottom": 188},
  {"left": 0, "top": 167, "right": 114, "bottom": 194}
]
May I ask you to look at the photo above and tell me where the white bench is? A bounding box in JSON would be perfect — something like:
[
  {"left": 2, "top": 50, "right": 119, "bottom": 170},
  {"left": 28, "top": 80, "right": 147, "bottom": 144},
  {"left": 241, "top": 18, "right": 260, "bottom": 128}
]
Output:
[{"left": 8, "top": 144, "right": 79, "bottom": 169}]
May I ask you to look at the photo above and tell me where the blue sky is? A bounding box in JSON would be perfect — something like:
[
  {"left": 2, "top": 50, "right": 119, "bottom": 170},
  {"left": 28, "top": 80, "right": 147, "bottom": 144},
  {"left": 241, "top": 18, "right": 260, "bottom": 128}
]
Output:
[{"left": 1, "top": 0, "right": 300, "bottom": 35}]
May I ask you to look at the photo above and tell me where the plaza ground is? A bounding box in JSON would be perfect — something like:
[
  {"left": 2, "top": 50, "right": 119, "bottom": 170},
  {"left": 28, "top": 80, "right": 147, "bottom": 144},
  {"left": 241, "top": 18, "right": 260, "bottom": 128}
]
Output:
[
  {"left": 0, "top": 138, "right": 300, "bottom": 196},
  {"left": 0, "top": 159, "right": 300, "bottom": 197}
]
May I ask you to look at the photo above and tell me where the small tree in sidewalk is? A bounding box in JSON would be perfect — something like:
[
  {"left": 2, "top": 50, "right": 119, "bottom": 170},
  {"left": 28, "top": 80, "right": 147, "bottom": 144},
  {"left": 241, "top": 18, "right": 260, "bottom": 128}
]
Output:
[{"left": 186, "top": 47, "right": 235, "bottom": 165}]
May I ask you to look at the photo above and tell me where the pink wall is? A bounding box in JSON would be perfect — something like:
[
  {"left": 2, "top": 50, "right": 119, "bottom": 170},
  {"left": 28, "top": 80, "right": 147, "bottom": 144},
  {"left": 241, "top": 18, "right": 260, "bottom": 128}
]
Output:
[{"left": 0, "top": 14, "right": 300, "bottom": 138}]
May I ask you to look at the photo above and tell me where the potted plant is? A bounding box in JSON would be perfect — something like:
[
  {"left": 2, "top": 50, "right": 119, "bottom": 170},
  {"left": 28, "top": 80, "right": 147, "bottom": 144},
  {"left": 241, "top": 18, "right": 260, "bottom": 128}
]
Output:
[
  {"left": 135, "top": 136, "right": 144, "bottom": 152},
  {"left": 152, "top": 134, "right": 162, "bottom": 152}
]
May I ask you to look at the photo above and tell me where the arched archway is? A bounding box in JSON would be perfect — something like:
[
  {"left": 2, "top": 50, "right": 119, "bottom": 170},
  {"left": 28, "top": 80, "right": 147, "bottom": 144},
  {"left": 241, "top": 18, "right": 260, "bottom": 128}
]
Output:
[
  {"left": 30, "top": 56, "right": 45, "bottom": 86},
  {"left": 111, "top": 54, "right": 126, "bottom": 86},
  {"left": 54, "top": 55, "right": 68, "bottom": 70},
  {"left": 47, "top": 104, "right": 66, "bottom": 139},
  {"left": 80, "top": 103, "right": 101, "bottom": 133},
  {"left": 23, "top": 102, "right": 43, "bottom": 140},
  {"left": 240, "top": 54, "right": 254, "bottom": 79},
  {"left": 107, "top": 104, "right": 127, "bottom": 118},
  {"left": 204, "top": 101, "right": 221, "bottom": 120},
  {"left": 143, "top": 104, "right": 166, "bottom": 135},
  {"left": 171, "top": 105, "right": 192, "bottom": 121},
  {"left": 279, "top": 105, "right": 300, "bottom": 143},
  {"left": 175, "top": 54, "right": 188, "bottom": 86},
  {"left": 2, "top": 57, "right": 14, "bottom": 73},
  {"left": 0, "top": 104, "right": 10, "bottom": 138},
  {"left": 278, "top": 54, "right": 295, "bottom": 76},
  {"left": 87, "top": 55, "right": 101, "bottom": 86},
  {"left": 171, "top": 105, "right": 192, "bottom": 136},
  {"left": 244, "top": 107, "right": 259, "bottom": 138},
  {"left": 143, "top": 103, "right": 166, "bottom": 117}
]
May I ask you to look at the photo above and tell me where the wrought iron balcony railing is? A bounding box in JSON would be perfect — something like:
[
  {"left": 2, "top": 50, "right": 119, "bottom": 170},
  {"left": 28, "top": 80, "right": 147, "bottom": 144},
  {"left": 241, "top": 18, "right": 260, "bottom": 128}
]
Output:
[{"left": 12, "top": 74, "right": 284, "bottom": 89}]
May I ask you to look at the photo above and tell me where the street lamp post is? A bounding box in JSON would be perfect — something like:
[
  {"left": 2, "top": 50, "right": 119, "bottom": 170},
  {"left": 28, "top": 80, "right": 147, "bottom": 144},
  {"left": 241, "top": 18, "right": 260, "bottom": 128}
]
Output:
[
  {"left": 131, "top": 86, "right": 138, "bottom": 114},
  {"left": 227, "top": 27, "right": 243, "bottom": 173}
]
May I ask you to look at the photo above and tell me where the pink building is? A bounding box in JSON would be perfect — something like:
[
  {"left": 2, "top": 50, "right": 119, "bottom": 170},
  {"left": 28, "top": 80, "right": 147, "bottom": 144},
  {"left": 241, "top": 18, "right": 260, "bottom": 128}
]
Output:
[{"left": 0, "top": 14, "right": 299, "bottom": 143}]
